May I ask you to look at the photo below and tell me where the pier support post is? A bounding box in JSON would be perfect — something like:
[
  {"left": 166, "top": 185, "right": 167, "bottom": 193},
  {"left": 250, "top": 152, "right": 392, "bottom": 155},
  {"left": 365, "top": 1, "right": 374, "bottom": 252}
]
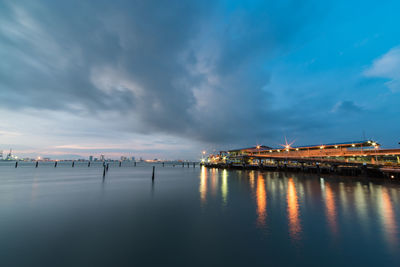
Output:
[
  {"left": 88, "top": 161, "right": 90, "bottom": 167},
  {"left": 134, "top": 161, "right": 136, "bottom": 167},
  {"left": 72, "top": 161, "right": 75, "bottom": 168},
  {"left": 106, "top": 163, "right": 109, "bottom": 171},
  {"left": 162, "top": 162, "right": 165, "bottom": 167},
  {"left": 15, "top": 161, "right": 18, "bottom": 168},
  {"left": 119, "top": 161, "right": 122, "bottom": 167},
  {"left": 103, "top": 165, "right": 106, "bottom": 177},
  {"left": 35, "top": 161, "right": 38, "bottom": 168},
  {"left": 152, "top": 166, "right": 155, "bottom": 181},
  {"left": 193, "top": 162, "right": 195, "bottom": 168},
  {"left": 54, "top": 161, "right": 57, "bottom": 168}
]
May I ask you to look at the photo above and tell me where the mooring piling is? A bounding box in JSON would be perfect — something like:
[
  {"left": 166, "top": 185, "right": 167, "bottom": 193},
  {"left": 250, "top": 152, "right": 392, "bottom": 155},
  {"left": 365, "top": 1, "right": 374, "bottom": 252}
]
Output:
[
  {"left": 54, "top": 161, "right": 57, "bottom": 168},
  {"left": 106, "top": 163, "right": 109, "bottom": 171},
  {"left": 88, "top": 161, "right": 90, "bottom": 167},
  {"left": 119, "top": 161, "right": 122, "bottom": 167},
  {"left": 15, "top": 161, "right": 18, "bottom": 168},
  {"left": 182, "top": 162, "right": 184, "bottom": 167},
  {"left": 152, "top": 166, "right": 155, "bottom": 181},
  {"left": 72, "top": 161, "right": 75, "bottom": 168},
  {"left": 193, "top": 162, "right": 195, "bottom": 168},
  {"left": 103, "top": 165, "right": 106, "bottom": 177},
  {"left": 35, "top": 161, "right": 38, "bottom": 168},
  {"left": 134, "top": 161, "right": 136, "bottom": 167},
  {"left": 162, "top": 162, "right": 165, "bottom": 167}
]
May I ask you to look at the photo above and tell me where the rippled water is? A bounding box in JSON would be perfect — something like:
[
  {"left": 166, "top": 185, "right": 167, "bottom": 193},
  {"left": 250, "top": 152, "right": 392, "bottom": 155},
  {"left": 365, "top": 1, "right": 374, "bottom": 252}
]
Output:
[{"left": 0, "top": 162, "right": 399, "bottom": 266}]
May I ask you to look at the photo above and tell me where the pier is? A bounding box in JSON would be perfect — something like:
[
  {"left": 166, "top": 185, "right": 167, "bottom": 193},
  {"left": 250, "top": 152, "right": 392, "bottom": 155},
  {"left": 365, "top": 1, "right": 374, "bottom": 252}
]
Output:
[{"left": 202, "top": 140, "right": 400, "bottom": 179}]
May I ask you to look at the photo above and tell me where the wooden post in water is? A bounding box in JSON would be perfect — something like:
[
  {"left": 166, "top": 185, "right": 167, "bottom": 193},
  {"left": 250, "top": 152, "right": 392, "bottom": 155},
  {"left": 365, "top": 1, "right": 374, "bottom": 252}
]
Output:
[
  {"left": 162, "top": 162, "right": 165, "bottom": 167},
  {"left": 35, "top": 161, "right": 38, "bottom": 168},
  {"left": 187, "top": 162, "right": 189, "bottom": 168},
  {"left": 182, "top": 162, "right": 184, "bottom": 167},
  {"left": 72, "top": 161, "right": 75, "bottom": 168},
  {"left": 88, "top": 161, "right": 90, "bottom": 167},
  {"left": 152, "top": 166, "right": 155, "bottom": 181},
  {"left": 103, "top": 165, "right": 106, "bottom": 177},
  {"left": 134, "top": 161, "right": 136, "bottom": 167},
  {"left": 193, "top": 162, "right": 195, "bottom": 168},
  {"left": 15, "top": 161, "right": 18, "bottom": 168},
  {"left": 119, "top": 161, "right": 122, "bottom": 167},
  {"left": 54, "top": 161, "right": 57, "bottom": 168},
  {"left": 106, "top": 163, "right": 109, "bottom": 171}
]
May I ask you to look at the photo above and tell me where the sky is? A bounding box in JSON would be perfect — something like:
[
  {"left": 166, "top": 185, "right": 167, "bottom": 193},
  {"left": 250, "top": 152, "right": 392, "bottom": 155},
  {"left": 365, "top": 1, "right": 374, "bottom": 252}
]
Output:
[{"left": 0, "top": 0, "right": 400, "bottom": 160}]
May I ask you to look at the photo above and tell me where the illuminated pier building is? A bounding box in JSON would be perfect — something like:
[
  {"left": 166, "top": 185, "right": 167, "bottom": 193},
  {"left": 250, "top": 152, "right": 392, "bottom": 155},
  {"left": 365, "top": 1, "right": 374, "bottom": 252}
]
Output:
[{"left": 204, "top": 140, "right": 400, "bottom": 178}]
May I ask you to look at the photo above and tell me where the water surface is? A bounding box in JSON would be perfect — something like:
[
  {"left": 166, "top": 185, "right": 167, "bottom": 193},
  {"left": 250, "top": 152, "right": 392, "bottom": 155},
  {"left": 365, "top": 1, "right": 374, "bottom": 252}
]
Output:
[{"left": 0, "top": 162, "right": 399, "bottom": 266}]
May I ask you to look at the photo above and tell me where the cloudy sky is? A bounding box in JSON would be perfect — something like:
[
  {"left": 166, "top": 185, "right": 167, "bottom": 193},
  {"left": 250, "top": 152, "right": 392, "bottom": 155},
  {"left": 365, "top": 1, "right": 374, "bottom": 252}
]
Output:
[{"left": 1, "top": 0, "right": 400, "bottom": 160}]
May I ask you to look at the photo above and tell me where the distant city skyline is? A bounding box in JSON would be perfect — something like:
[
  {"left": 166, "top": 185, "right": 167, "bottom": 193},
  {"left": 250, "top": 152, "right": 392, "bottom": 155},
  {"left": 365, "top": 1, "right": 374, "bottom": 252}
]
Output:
[{"left": 1, "top": 0, "right": 400, "bottom": 160}]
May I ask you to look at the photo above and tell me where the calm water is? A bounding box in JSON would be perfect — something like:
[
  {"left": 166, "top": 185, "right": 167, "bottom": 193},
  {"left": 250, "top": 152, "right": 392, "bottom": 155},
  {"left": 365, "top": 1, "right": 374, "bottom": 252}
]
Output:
[{"left": 0, "top": 162, "right": 399, "bottom": 266}]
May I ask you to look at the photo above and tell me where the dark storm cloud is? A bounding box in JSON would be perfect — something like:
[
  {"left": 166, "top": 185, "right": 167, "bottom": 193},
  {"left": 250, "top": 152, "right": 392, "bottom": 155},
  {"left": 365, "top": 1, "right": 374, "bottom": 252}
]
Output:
[{"left": 0, "top": 0, "right": 323, "bottom": 145}]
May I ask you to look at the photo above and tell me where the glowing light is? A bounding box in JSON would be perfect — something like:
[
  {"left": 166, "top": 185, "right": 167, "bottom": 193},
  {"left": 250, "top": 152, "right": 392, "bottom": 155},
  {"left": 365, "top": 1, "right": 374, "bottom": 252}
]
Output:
[
  {"left": 334, "top": 145, "right": 338, "bottom": 148},
  {"left": 286, "top": 149, "right": 289, "bottom": 152},
  {"left": 256, "top": 145, "right": 261, "bottom": 149},
  {"left": 202, "top": 151, "right": 206, "bottom": 155},
  {"left": 320, "top": 146, "right": 324, "bottom": 149},
  {"left": 296, "top": 148, "right": 299, "bottom": 151},
  {"left": 277, "top": 149, "right": 281, "bottom": 152},
  {"left": 269, "top": 150, "right": 272, "bottom": 153},
  {"left": 372, "top": 143, "right": 377, "bottom": 146},
  {"left": 352, "top": 144, "right": 355, "bottom": 147}
]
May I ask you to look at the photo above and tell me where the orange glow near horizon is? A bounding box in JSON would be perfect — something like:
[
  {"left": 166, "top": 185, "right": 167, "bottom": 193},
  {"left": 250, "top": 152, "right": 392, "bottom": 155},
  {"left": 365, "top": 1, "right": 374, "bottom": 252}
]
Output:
[
  {"left": 256, "top": 174, "right": 267, "bottom": 227},
  {"left": 287, "top": 178, "right": 301, "bottom": 240}
]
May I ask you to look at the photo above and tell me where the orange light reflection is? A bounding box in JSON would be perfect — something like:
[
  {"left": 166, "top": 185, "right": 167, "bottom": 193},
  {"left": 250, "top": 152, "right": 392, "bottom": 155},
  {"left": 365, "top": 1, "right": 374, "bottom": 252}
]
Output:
[
  {"left": 325, "top": 183, "right": 338, "bottom": 236},
  {"left": 256, "top": 173, "right": 267, "bottom": 227},
  {"left": 287, "top": 178, "right": 301, "bottom": 240}
]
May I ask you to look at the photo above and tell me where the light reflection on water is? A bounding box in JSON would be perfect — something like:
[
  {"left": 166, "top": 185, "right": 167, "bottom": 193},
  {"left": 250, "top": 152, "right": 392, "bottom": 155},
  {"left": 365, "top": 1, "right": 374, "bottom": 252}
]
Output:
[
  {"left": 379, "top": 187, "right": 398, "bottom": 250},
  {"left": 321, "top": 179, "right": 338, "bottom": 236},
  {"left": 221, "top": 169, "right": 228, "bottom": 206},
  {"left": 199, "top": 166, "right": 208, "bottom": 205},
  {"left": 287, "top": 177, "right": 302, "bottom": 241},
  {"left": 256, "top": 173, "right": 267, "bottom": 227}
]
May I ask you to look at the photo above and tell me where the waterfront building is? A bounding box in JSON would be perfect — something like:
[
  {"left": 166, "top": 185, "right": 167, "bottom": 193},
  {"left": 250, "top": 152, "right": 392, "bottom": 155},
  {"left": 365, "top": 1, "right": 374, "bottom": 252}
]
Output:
[{"left": 207, "top": 140, "right": 400, "bottom": 166}]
